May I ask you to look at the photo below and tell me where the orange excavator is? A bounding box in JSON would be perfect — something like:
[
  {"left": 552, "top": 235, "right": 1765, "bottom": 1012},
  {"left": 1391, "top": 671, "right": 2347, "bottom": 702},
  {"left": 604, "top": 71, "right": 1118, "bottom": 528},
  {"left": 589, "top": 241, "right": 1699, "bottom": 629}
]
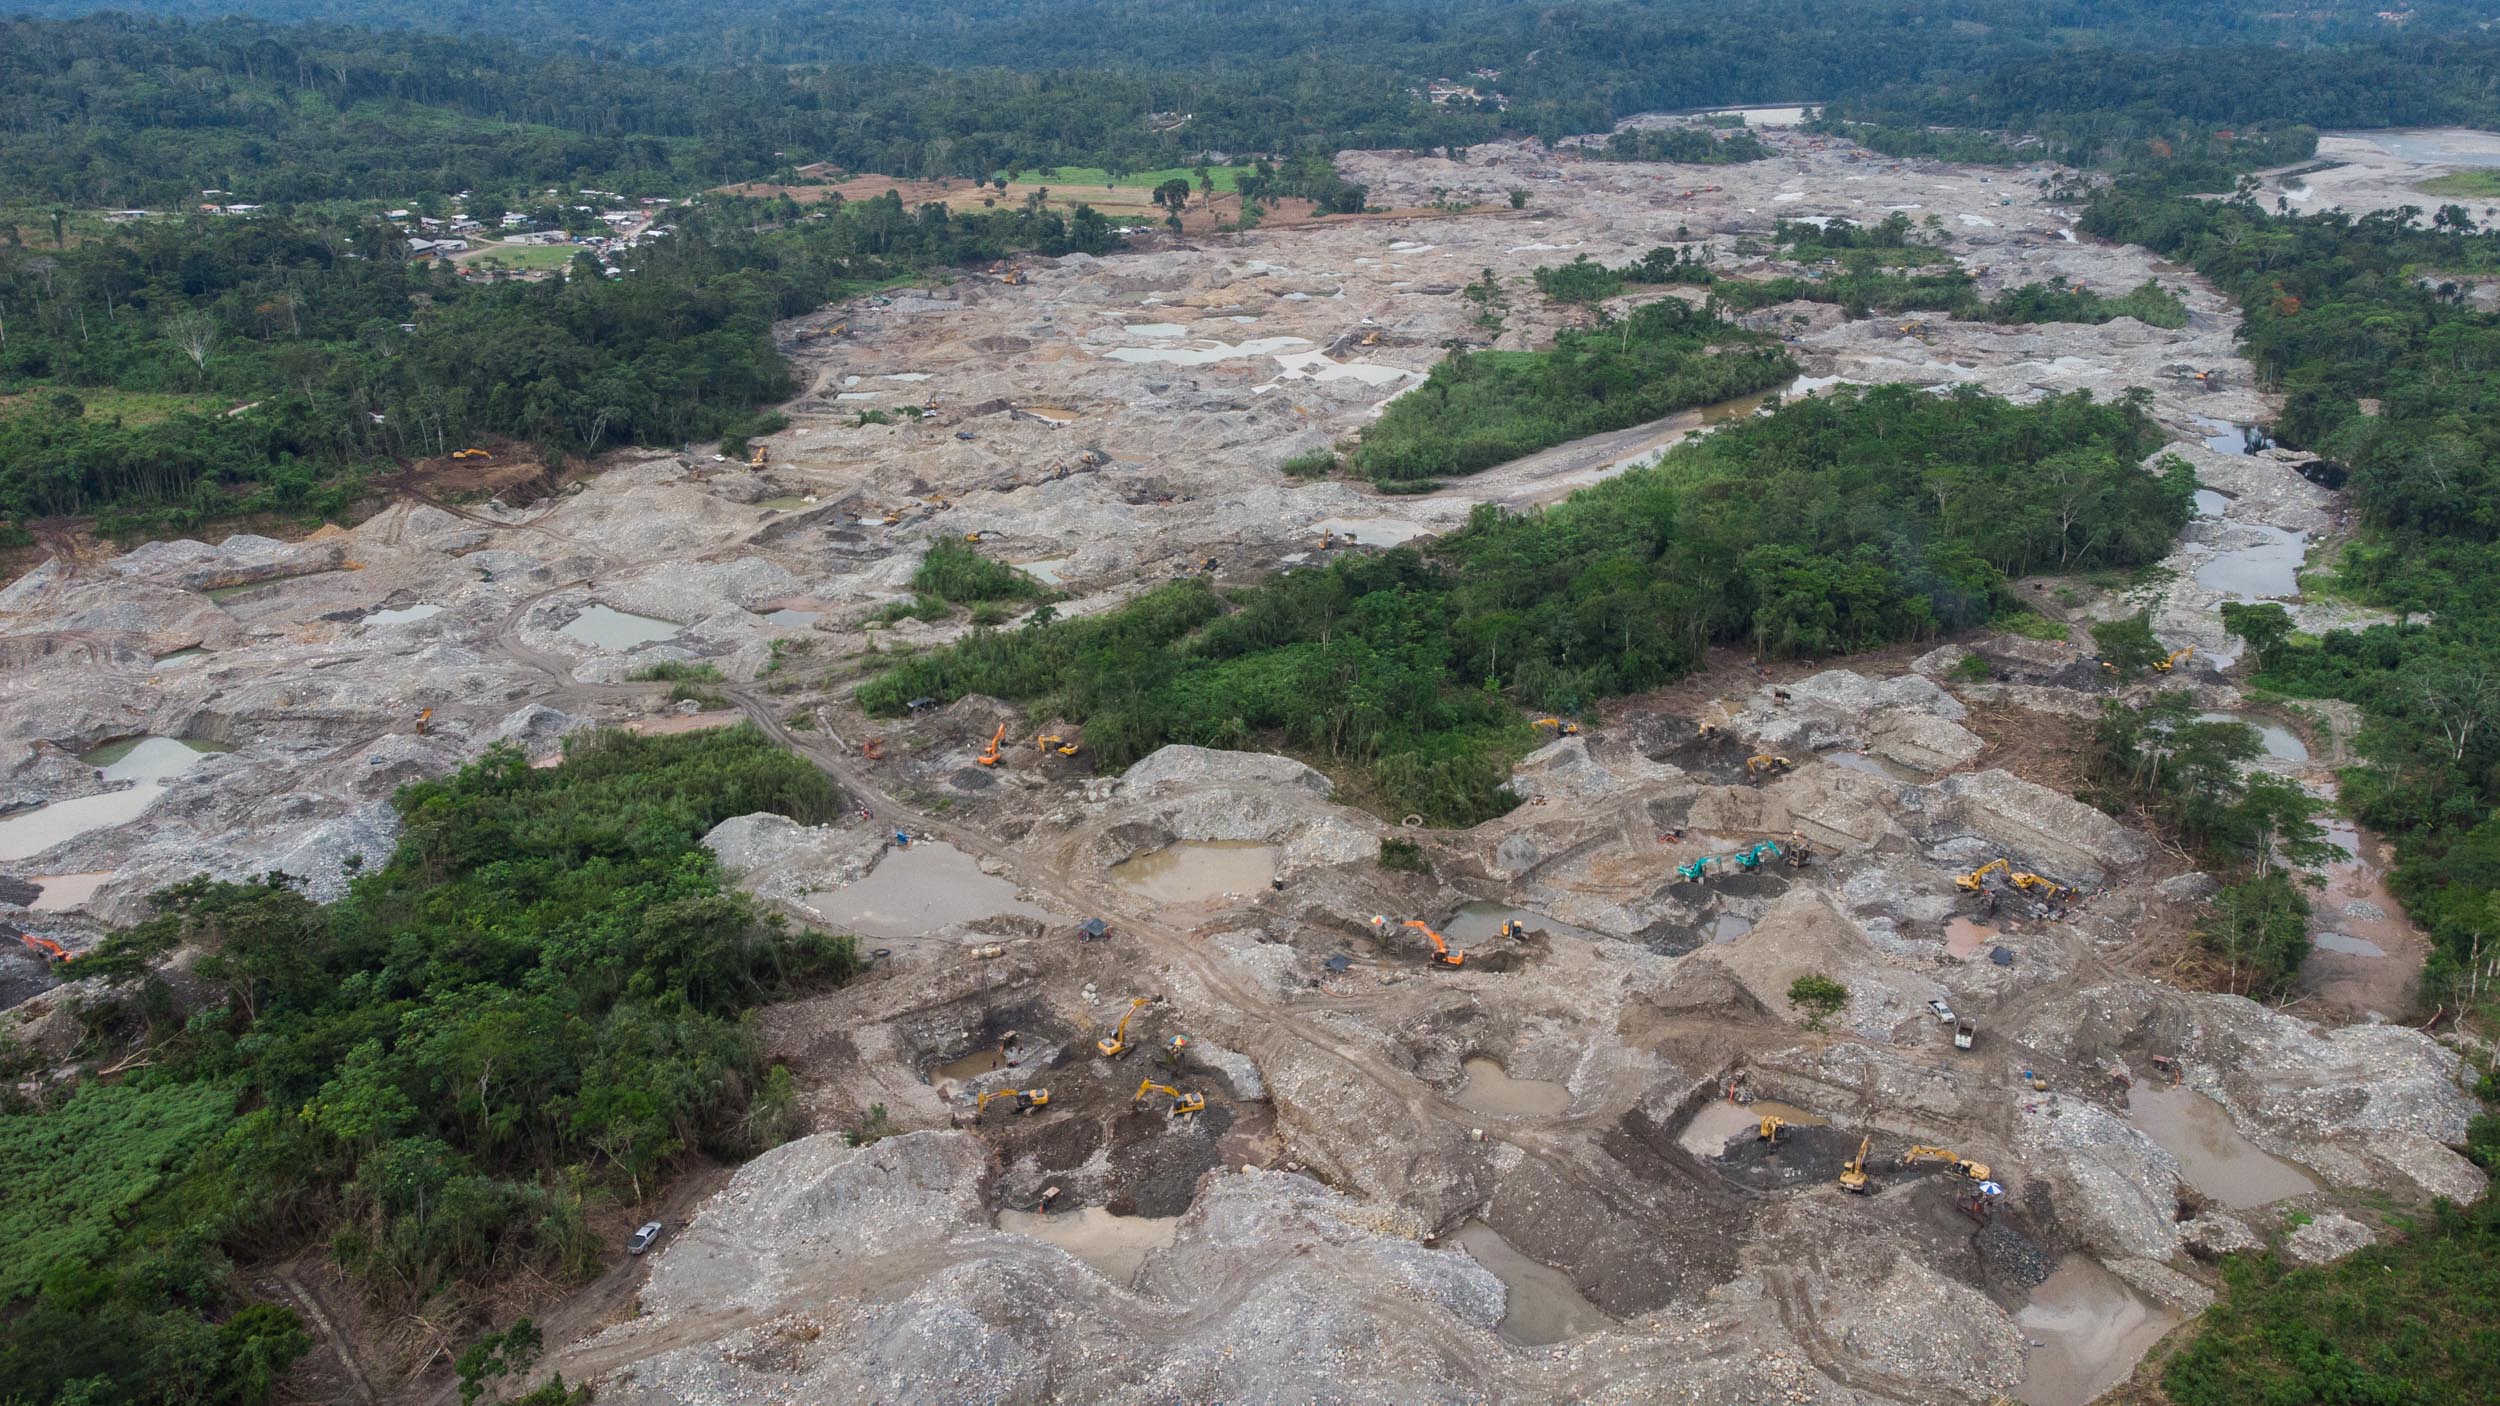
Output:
[
  {"left": 18, "top": 933, "right": 73, "bottom": 963},
  {"left": 1374, "top": 916, "right": 1464, "bottom": 968},
  {"left": 415, "top": 707, "right": 433, "bottom": 736},
  {"left": 975, "top": 724, "right": 1005, "bottom": 767}
]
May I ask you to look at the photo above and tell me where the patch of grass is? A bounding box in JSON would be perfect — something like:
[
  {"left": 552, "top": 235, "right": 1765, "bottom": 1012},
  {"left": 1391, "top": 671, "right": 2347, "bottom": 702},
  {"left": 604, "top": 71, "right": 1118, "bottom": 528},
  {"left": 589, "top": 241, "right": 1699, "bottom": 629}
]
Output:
[
  {"left": 1279, "top": 449, "right": 1340, "bottom": 478},
  {"left": 631, "top": 662, "right": 723, "bottom": 683},
  {"left": 1378, "top": 838, "right": 1431, "bottom": 874},
  {"left": 459, "top": 241, "right": 582, "bottom": 272},
  {"left": 2420, "top": 170, "right": 2500, "bottom": 200},
  {"left": 1008, "top": 164, "right": 1246, "bottom": 194},
  {"left": 1990, "top": 610, "right": 2071, "bottom": 643},
  {"left": 870, "top": 594, "right": 952, "bottom": 625},
  {"left": 0, "top": 385, "right": 224, "bottom": 426},
  {"left": 914, "top": 538, "right": 1044, "bottom": 603}
]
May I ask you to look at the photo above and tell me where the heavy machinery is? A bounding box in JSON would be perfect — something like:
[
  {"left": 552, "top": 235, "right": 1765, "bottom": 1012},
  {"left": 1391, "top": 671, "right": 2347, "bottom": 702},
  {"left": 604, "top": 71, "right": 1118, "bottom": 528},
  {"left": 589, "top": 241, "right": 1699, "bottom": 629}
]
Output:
[
  {"left": 1133, "top": 1078, "right": 1206, "bottom": 1115},
  {"left": 1097, "top": 997, "right": 1152, "bottom": 1057},
  {"left": 974, "top": 724, "right": 1005, "bottom": 767},
  {"left": 748, "top": 445, "right": 769, "bottom": 468},
  {"left": 18, "top": 933, "right": 72, "bottom": 963},
  {"left": 1838, "top": 1135, "right": 1873, "bottom": 1193},
  {"left": 1954, "top": 858, "right": 2011, "bottom": 893},
  {"left": 451, "top": 447, "right": 493, "bottom": 461},
  {"left": 1732, "top": 840, "right": 1783, "bottom": 872},
  {"left": 1035, "top": 734, "right": 1080, "bottom": 757},
  {"left": 1900, "top": 1145, "right": 1992, "bottom": 1183},
  {"left": 415, "top": 706, "right": 434, "bottom": 736},
  {"left": 1676, "top": 854, "right": 1717, "bottom": 883},
  {"left": 1533, "top": 717, "right": 1583, "bottom": 736},
  {"left": 2009, "top": 870, "right": 2074, "bottom": 903},
  {"left": 975, "top": 1088, "right": 1051, "bottom": 1115},
  {"left": 2153, "top": 646, "right": 2196, "bottom": 673},
  {"left": 1375, "top": 915, "right": 1464, "bottom": 968},
  {"left": 1746, "top": 754, "right": 1792, "bottom": 776},
  {"left": 1758, "top": 1115, "right": 1788, "bottom": 1144},
  {"left": 1498, "top": 918, "right": 1530, "bottom": 942}
]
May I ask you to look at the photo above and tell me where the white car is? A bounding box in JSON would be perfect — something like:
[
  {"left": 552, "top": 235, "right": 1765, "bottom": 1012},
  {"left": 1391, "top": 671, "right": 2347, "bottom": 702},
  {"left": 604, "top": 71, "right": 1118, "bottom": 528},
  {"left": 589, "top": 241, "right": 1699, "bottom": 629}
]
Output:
[
  {"left": 627, "top": 1221, "right": 665, "bottom": 1256},
  {"left": 1927, "top": 998, "right": 1956, "bottom": 1023}
]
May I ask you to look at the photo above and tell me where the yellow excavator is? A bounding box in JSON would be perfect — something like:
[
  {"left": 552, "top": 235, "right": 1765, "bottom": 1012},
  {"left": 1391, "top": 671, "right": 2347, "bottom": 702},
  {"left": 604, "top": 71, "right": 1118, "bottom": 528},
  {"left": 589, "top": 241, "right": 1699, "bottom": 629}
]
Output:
[
  {"left": 1097, "top": 997, "right": 1152, "bottom": 1057},
  {"left": 975, "top": 1088, "right": 1051, "bottom": 1115},
  {"left": 1036, "top": 733, "right": 1081, "bottom": 756},
  {"left": 1533, "top": 717, "right": 1583, "bottom": 736},
  {"left": 974, "top": 723, "right": 1005, "bottom": 768},
  {"left": 1901, "top": 1145, "right": 1992, "bottom": 1182},
  {"left": 2009, "top": 871, "right": 2074, "bottom": 903},
  {"left": 1382, "top": 916, "right": 1465, "bottom": 968},
  {"left": 1954, "top": 859, "right": 2010, "bottom": 892},
  {"left": 2153, "top": 646, "right": 2196, "bottom": 673},
  {"left": 451, "top": 447, "right": 493, "bottom": 461},
  {"left": 1759, "top": 1115, "right": 1788, "bottom": 1145},
  {"left": 748, "top": 445, "right": 769, "bottom": 468},
  {"left": 1839, "top": 1135, "right": 1873, "bottom": 1194},
  {"left": 1133, "top": 1078, "right": 1206, "bottom": 1114},
  {"left": 1746, "top": 754, "right": 1793, "bottom": 776}
]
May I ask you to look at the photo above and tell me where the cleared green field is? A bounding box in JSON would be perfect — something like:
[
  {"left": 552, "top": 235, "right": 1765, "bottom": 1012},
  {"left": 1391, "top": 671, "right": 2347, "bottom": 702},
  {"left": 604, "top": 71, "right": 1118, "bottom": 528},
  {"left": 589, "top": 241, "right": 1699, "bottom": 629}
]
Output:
[
  {"left": 2419, "top": 170, "right": 2500, "bottom": 200},
  {"left": 1000, "top": 164, "right": 1245, "bottom": 193},
  {"left": 0, "top": 385, "right": 223, "bottom": 424},
  {"left": 461, "top": 241, "right": 583, "bottom": 271}
]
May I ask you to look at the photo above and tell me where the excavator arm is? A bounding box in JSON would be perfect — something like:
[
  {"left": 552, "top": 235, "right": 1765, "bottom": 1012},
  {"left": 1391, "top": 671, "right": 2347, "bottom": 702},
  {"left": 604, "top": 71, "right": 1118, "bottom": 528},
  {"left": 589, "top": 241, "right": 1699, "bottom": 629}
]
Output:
[
  {"left": 975, "top": 723, "right": 1006, "bottom": 767},
  {"left": 1900, "top": 1144, "right": 1991, "bottom": 1182},
  {"left": 1954, "top": 858, "right": 2009, "bottom": 893},
  {"left": 1097, "top": 997, "right": 1151, "bottom": 1057},
  {"left": 1400, "top": 918, "right": 1465, "bottom": 968}
]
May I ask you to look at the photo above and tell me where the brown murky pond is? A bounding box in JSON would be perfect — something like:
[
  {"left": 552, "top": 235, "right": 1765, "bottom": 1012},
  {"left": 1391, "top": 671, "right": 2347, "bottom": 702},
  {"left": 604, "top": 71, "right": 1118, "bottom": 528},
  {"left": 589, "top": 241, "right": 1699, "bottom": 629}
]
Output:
[
  {"left": 1451, "top": 1220, "right": 1616, "bottom": 1347},
  {"left": 1675, "top": 1099, "right": 1828, "bottom": 1159},
  {"left": 2014, "top": 1255, "right": 2180, "bottom": 1406},
  {"left": 1453, "top": 1058, "right": 1572, "bottom": 1117},
  {"left": 1110, "top": 841, "right": 1278, "bottom": 905},
  {"left": 997, "top": 1207, "right": 1177, "bottom": 1282},
  {"left": 805, "top": 841, "right": 1050, "bottom": 938},
  {"left": 2126, "top": 1086, "right": 2316, "bottom": 1209}
]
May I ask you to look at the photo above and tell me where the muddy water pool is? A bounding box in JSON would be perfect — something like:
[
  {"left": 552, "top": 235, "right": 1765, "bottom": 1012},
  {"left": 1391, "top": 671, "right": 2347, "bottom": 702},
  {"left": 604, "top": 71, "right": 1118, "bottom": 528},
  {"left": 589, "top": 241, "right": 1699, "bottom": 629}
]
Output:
[
  {"left": 1676, "top": 1099, "right": 1828, "bottom": 1158},
  {"left": 2194, "top": 523, "right": 2306, "bottom": 600},
  {"left": 1453, "top": 1058, "right": 1571, "bottom": 1117},
  {"left": 561, "top": 604, "right": 682, "bottom": 649},
  {"left": 997, "top": 1207, "right": 1178, "bottom": 1282},
  {"left": 1443, "top": 902, "right": 1606, "bottom": 945},
  {"left": 1110, "top": 841, "right": 1278, "bottom": 904},
  {"left": 804, "top": 841, "right": 1049, "bottom": 938},
  {"left": 0, "top": 737, "right": 215, "bottom": 863},
  {"left": 2126, "top": 1086, "right": 2315, "bottom": 1208},
  {"left": 2192, "top": 713, "right": 2308, "bottom": 765},
  {"left": 2014, "top": 1255, "right": 2180, "bottom": 1406},
  {"left": 1451, "top": 1220, "right": 1616, "bottom": 1346}
]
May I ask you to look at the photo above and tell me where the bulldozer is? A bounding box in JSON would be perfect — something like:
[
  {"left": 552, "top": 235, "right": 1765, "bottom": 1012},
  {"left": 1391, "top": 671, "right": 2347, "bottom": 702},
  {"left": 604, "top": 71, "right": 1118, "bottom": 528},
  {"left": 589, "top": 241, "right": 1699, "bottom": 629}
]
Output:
[
  {"left": 1746, "top": 754, "right": 1792, "bottom": 777},
  {"left": 1096, "top": 996, "right": 1153, "bottom": 1057},
  {"left": 975, "top": 1088, "right": 1051, "bottom": 1116},
  {"left": 1838, "top": 1135, "right": 1873, "bottom": 1194},
  {"left": 1133, "top": 1078, "right": 1206, "bottom": 1115},
  {"left": 1533, "top": 717, "right": 1583, "bottom": 736},
  {"left": 974, "top": 724, "right": 1005, "bottom": 768},
  {"left": 1374, "top": 915, "right": 1464, "bottom": 968}
]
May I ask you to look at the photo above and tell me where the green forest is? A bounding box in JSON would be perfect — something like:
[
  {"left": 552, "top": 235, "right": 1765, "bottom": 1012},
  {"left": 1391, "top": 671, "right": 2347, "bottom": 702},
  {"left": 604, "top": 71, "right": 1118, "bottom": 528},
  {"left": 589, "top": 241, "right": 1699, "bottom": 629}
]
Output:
[
  {"left": 1352, "top": 297, "right": 1794, "bottom": 483},
  {"left": 863, "top": 386, "right": 2185, "bottom": 821},
  {"left": 0, "top": 726, "right": 855, "bottom": 1406},
  {"left": 0, "top": 190, "right": 1116, "bottom": 534}
]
